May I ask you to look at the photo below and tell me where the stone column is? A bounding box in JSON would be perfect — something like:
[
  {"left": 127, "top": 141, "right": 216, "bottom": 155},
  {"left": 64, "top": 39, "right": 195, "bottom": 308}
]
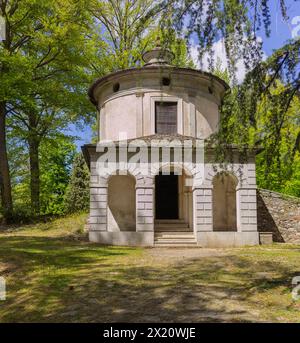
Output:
[
  {"left": 89, "top": 163, "right": 108, "bottom": 241},
  {"left": 193, "top": 186, "right": 213, "bottom": 234},
  {"left": 136, "top": 185, "right": 154, "bottom": 232},
  {"left": 89, "top": 186, "right": 108, "bottom": 232},
  {"left": 236, "top": 187, "right": 257, "bottom": 232},
  {"left": 135, "top": 175, "right": 155, "bottom": 233},
  {"left": 184, "top": 191, "right": 189, "bottom": 223}
]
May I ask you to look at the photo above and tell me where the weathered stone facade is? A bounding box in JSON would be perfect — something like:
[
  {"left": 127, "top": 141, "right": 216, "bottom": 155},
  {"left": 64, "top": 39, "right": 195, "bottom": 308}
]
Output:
[
  {"left": 83, "top": 44, "right": 260, "bottom": 247},
  {"left": 257, "top": 189, "right": 300, "bottom": 243}
]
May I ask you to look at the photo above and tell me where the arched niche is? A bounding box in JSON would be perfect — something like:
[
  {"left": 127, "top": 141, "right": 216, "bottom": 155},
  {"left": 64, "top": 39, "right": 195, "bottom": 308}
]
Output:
[
  {"left": 108, "top": 174, "right": 136, "bottom": 231},
  {"left": 212, "top": 172, "right": 238, "bottom": 231}
]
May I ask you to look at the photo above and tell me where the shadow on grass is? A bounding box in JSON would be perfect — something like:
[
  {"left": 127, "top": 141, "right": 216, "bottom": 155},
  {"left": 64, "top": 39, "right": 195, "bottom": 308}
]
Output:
[
  {"left": 0, "top": 235, "right": 299, "bottom": 322},
  {"left": 0, "top": 235, "right": 133, "bottom": 270}
]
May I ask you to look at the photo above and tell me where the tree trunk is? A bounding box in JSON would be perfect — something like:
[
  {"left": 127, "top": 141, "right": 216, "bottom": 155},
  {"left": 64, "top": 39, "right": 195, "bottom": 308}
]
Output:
[
  {"left": 0, "top": 101, "right": 13, "bottom": 221},
  {"left": 28, "top": 136, "right": 40, "bottom": 215}
]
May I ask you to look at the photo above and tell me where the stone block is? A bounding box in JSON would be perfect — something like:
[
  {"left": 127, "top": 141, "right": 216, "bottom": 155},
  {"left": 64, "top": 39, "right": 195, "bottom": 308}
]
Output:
[
  {"left": 241, "top": 203, "right": 249, "bottom": 210},
  {"left": 196, "top": 232, "right": 259, "bottom": 247},
  {"left": 204, "top": 203, "right": 212, "bottom": 210},
  {"left": 197, "top": 203, "right": 204, "bottom": 210},
  {"left": 145, "top": 202, "right": 153, "bottom": 210},
  {"left": 89, "top": 216, "right": 107, "bottom": 224},
  {"left": 89, "top": 231, "right": 154, "bottom": 246},
  {"left": 90, "top": 209, "right": 107, "bottom": 217},
  {"left": 90, "top": 175, "right": 98, "bottom": 183},
  {"left": 89, "top": 223, "right": 107, "bottom": 231},
  {"left": 204, "top": 217, "right": 212, "bottom": 224},
  {"left": 144, "top": 217, "right": 154, "bottom": 224},
  {"left": 259, "top": 232, "right": 273, "bottom": 245},
  {"left": 136, "top": 188, "right": 145, "bottom": 195},
  {"left": 137, "top": 202, "right": 145, "bottom": 210}
]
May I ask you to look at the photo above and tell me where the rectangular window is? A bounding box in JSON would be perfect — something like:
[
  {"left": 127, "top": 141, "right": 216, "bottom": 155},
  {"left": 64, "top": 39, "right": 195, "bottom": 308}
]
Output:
[{"left": 155, "top": 101, "right": 177, "bottom": 134}]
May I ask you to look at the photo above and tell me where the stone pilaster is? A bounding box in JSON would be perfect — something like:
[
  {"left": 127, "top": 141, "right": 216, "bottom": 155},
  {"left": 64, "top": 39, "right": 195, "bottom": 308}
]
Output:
[
  {"left": 193, "top": 186, "right": 213, "bottom": 233},
  {"left": 135, "top": 92, "right": 144, "bottom": 137},
  {"left": 136, "top": 185, "right": 154, "bottom": 232},
  {"left": 237, "top": 187, "right": 257, "bottom": 232},
  {"left": 89, "top": 187, "right": 108, "bottom": 231}
]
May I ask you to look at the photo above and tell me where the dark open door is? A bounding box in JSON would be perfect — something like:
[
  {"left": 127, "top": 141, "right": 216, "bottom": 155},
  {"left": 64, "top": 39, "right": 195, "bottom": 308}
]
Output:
[{"left": 155, "top": 172, "right": 179, "bottom": 219}]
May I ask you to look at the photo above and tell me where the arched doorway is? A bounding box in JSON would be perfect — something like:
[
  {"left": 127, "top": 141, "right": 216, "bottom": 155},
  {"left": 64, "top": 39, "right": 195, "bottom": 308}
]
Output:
[
  {"left": 155, "top": 171, "right": 179, "bottom": 219},
  {"left": 154, "top": 166, "right": 193, "bottom": 227},
  {"left": 212, "top": 172, "right": 238, "bottom": 231},
  {"left": 108, "top": 174, "right": 136, "bottom": 231}
]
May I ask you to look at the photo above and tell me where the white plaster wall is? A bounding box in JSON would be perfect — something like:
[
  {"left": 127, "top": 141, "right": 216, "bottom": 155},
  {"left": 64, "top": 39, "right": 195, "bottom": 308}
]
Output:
[
  {"left": 95, "top": 70, "right": 223, "bottom": 142},
  {"left": 101, "top": 94, "right": 137, "bottom": 141},
  {"left": 100, "top": 90, "right": 219, "bottom": 141},
  {"left": 195, "top": 97, "right": 219, "bottom": 139}
]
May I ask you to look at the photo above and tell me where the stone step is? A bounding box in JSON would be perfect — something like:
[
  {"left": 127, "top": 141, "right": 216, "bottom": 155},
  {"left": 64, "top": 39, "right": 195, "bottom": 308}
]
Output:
[
  {"left": 155, "top": 219, "right": 186, "bottom": 224},
  {"left": 154, "top": 230, "right": 197, "bottom": 246},
  {"left": 155, "top": 235, "right": 196, "bottom": 241},
  {"left": 155, "top": 227, "right": 191, "bottom": 232},
  {"left": 155, "top": 223, "right": 189, "bottom": 229},
  {"left": 155, "top": 222, "right": 189, "bottom": 227},
  {"left": 155, "top": 232, "right": 194, "bottom": 239},
  {"left": 154, "top": 241, "right": 198, "bottom": 247},
  {"left": 155, "top": 240, "right": 197, "bottom": 244}
]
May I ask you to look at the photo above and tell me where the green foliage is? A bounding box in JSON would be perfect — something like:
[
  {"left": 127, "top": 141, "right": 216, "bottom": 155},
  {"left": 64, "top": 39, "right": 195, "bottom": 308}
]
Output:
[
  {"left": 0, "top": 0, "right": 100, "bottom": 217},
  {"left": 8, "top": 135, "right": 76, "bottom": 217},
  {"left": 64, "top": 153, "right": 90, "bottom": 214},
  {"left": 283, "top": 156, "right": 300, "bottom": 197},
  {"left": 90, "top": 0, "right": 168, "bottom": 70},
  {"left": 168, "top": 0, "right": 289, "bottom": 79},
  {"left": 213, "top": 68, "right": 300, "bottom": 197},
  {"left": 90, "top": 0, "right": 194, "bottom": 71},
  {"left": 164, "top": 1, "right": 299, "bottom": 196},
  {"left": 40, "top": 138, "right": 76, "bottom": 215}
]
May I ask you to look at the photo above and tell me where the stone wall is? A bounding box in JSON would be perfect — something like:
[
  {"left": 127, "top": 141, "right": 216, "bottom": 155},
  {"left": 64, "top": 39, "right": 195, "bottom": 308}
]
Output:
[{"left": 257, "top": 189, "right": 300, "bottom": 243}]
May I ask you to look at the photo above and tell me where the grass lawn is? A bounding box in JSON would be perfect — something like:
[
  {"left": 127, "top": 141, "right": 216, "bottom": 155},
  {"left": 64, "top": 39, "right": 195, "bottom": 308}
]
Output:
[{"left": 0, "top": 213, "right": 299, "bottom": 323}]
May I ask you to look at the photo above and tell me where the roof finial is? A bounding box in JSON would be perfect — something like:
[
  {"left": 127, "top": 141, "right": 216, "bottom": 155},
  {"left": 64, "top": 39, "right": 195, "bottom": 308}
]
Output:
[{"left": 142, "top": 36, "right": 174, "bottom": 67}]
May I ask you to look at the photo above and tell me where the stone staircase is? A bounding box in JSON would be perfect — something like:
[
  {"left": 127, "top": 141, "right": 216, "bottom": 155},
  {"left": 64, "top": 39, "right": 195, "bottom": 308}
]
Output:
[{"left": 154, "top": 219, "right": 197, "bottom": 247}]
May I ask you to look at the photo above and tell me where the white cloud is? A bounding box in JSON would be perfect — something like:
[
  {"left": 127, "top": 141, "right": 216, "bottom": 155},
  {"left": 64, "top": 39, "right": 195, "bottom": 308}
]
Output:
[{"left": 190, "top": 37, "right": 267, "bottom": 84}]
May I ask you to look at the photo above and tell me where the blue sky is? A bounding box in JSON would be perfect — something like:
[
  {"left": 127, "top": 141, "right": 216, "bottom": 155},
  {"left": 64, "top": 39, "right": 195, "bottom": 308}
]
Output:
[
  {"left": 70, "top": 0, "right": 300, "bottom": 151},
  {"left": 260, "top": 0, "right": 299, "bottom": 54}
]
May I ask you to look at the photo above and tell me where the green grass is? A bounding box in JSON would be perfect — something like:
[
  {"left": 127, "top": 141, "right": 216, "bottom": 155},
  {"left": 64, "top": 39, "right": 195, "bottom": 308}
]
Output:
[{"left": 0, "top": 214, "right": 299, "bottom": 322}]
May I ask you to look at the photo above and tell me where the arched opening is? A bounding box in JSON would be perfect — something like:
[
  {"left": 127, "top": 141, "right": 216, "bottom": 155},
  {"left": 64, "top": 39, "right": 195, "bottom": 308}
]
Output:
[
  {"left": 154, "top": 166, "right": 193, "bottom": 229},
  {"left": 155, "top": 171, "right": 179, "bottom": 219},
  {"left": 108, "top": 174, "right": 136, "bottom": 231},
  {"left": 213, "top": 172, "right": 238, "bottom": 231}
]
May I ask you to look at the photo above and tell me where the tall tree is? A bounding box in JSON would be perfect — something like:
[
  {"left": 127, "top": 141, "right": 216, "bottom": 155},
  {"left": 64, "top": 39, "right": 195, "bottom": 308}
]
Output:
[
  {"left": 90, "top": 0, "right": 170, "bottom": 70},
  {"left": 40, "top": 137, "right": 76, "bottom": 215},
  {"left": 64, "top": 153, "right": 90, "bottom": 214},
  {"left": 8, "top": 134, "right": 76, "bottom": 217},
  {"left": 163, "top": 0, "right": 300, "bottom": 176},
  {"left": 0, "top": 0, "right": 98, "bottom": 217}
]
